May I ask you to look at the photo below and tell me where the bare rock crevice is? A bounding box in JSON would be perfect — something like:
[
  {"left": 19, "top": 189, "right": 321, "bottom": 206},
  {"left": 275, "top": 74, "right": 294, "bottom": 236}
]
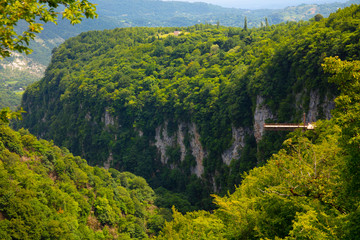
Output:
[
  {"left": 154, "top": 122, "right": 207, "bottom": 177},
  {"left": 222, "top": 126, "right": 251, "bottom": 165},
  {"left": 254, "top": 95, "right": 274, "bottom": 142}
]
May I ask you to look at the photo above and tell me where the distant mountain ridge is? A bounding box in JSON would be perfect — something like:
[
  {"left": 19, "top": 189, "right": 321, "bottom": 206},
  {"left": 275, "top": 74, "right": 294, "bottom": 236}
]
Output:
[{"left": 1, "top": 0, "right": 359, "bottom": 109}]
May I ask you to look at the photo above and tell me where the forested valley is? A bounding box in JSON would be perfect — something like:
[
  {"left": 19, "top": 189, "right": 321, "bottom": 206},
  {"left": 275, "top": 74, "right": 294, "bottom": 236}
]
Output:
[
  {"left": 1, "top": 0, "right": 359, "bottom": 110},
  {"left": 1, "top": 3, "right": 360, "bottom": 239}
]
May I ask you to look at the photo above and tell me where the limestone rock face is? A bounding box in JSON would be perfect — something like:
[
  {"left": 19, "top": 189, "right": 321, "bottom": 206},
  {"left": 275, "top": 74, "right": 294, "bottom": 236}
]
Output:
[
  {"left": 103, "top": 108, "right": 115, "bottom": 127},
  {"left": 222, "top": 126, "right": 250, "bottom": 165},
  {"left": 155, "top": 122, "right": 176, "bottom": 165},
  {"left": 254, "top": 92, "right": 334, "bottom": 142},
  {"left": 254, "top": 95, "right": 274, "bottom": 142},
  {"left": 85, "top": 91, "right": 335, "bottom": 181},
  {"left": 154, "top": 122, "right": 207, "bottom": 177},
  {"left": 307, "top": 90, "right": 335, "bottom": 123},
  {"left": 189, "top": 123, "right": 206, "bottom": 177},
  {"left": 104, "top": 152, "right": 113, "bottom": 169},
  {"left": 177, "top": 123, "right": 187, "bottom": 162}
]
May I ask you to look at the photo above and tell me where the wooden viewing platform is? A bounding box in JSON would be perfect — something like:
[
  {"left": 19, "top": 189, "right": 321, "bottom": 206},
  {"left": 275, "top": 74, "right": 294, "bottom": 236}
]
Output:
[{"left": 264, "top": 123, "right": 315, "bottom": 131}]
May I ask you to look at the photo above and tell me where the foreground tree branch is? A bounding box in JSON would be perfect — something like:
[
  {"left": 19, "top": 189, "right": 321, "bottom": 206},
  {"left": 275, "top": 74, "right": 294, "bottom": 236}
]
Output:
[{"left": 0, "top": 0, "right": 97, "bottom": 58}]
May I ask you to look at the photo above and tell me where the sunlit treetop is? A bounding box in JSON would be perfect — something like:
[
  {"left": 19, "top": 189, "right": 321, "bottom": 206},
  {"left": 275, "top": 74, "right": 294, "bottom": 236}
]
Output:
[
  {"left": 0, "top": 107, "right": 25, "bottom": 125},
  {"left": 0, "top": 0, "right": 97, "bottom": 58}
]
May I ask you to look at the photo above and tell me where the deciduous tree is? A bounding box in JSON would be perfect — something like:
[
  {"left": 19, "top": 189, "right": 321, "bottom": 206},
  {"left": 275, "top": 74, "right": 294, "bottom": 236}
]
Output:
[{"left": 0, "top": 0, "right": 97, "bottom": 58}]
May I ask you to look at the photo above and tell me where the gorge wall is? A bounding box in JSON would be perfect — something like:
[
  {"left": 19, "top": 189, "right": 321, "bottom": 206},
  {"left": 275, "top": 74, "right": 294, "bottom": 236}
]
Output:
[
  {"left": 20, "top": 8, "right": 358, "bottom": 206},
  {"left": 99, "top": 90, "right": 333, "bottom": 184}
]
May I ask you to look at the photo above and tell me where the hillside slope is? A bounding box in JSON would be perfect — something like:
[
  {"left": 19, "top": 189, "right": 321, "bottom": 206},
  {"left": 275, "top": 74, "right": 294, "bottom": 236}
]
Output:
[
  {"left": 20, "top": 5, "right": 360, "bottom": 209},
  {"left": 1, "top": 0, "right": 359, "bottom": 108},
  {"left": 0, "top": 109, "right": 165, "bottom": 239}
]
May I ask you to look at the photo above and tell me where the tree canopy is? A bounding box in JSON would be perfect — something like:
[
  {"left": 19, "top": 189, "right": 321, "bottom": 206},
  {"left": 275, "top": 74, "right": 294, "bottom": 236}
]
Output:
[
  {"left": 0, "top": 111, "right": 167, "bottom": 239},
  {"left": 156, "top": 56, "right": 360, "bottom": 239},
  {"left": 19, "top": 4, "right": 360, "bottom": 211},
  {"left": 2, "top": 3, "right": 360, "bottom": 239}
]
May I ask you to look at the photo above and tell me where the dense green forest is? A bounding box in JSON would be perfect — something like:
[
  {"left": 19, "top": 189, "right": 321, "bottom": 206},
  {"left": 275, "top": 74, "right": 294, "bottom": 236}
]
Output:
[
  {"left": 155, "top": 56, "right": 360, "bottom": 238},
  {"left": 3, "top": 55, "right": 360, "bottom": 239},
  {"left": 3, "top": 53, "right": 360, "bottom": 240},
  {"left": 0, "top": 88, "right": 20, "bottom": 110},
  {"left": 20, "top": 4, "right": 360, "bottom": 211},
  {"left": 154, "top": 56, "right": 360, "bottom": 239},
  {"left": 1, "top": 3, "right": 360, "bottom": 238},
  {"left": 2, "top": 56, "right": 360, "bottom": 238},
  {"left": 0, "top": 108, "right": 169, "bottom": 239},
  {"left": 1, "top": 0, "right": 359, "bottom": 109}
]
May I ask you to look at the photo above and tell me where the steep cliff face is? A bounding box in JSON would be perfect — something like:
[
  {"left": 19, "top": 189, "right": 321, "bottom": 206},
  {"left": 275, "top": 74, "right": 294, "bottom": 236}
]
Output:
[
  {"left": 307, "top": 90, "right": 335, "bottom": 122},
  {"left": 154, "top": 122, "right": 207, "bottom": 177},
  {"left": 221, "top": 126, "right": 250, "bottom": 165},
  {"left": 133, "top": 93, "right": 334, "bottom": 180},
  {"left": 92, "top": 89, "right": 335, "bottom": 191},
  {"left": 54, "top": 89, "right": 335, "bottom": 186},
  {"left": 104, "top": 152, "right": 113, "bottom": 169},
  {"left": 139, "top": 119, "right": 254, "bottom": 179},
  {"left": 188, "top": 123, "right": 206, "bottom": 177},
  {"left": 254, "top": 92, "right": 335, "bottom": 142},
  {"left": 103, "top": 108, "right": 116, "bottom": 127},
  {"left": 254, "top": 95, "right": 275, "bottom": 142},
  {"left": 155, "top": 122, "right": 176, "bottom": 165}
]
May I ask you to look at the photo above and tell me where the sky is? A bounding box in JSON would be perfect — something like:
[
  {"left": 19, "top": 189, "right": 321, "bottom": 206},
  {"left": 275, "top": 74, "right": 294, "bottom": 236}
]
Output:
[{"left": 163, "top": 0, "right": 349, "bottom": 9}]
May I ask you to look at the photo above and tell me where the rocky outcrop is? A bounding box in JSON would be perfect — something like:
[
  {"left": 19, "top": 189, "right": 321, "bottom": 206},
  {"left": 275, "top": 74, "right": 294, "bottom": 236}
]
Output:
[
  {"left": 307, "top": 90, "right": 320, "bottom": 122},
  {"left": 307, "top": 90, "right": 335, "bottom": 122},
  {"left": 85, "top": 112, "right": 91, "bottom": 121},
  {"left": 154, "top": 122, "right": 206, "bottom": 177},
  {"left": 189, "top": 123, "right": 206, "bottom": 177},
  {"left": 95, "top": 92, "right": 335, "bottom": 180},
  {"left": 155, "top": 122, "right": 176, "bottom": 164},
  {"left": 254, "top": 92, "right": 334, "bottom": 143},
  {"left": 103, "top": 109, "right": 115, "bottom": 127},
  {"left": 222, "top": 126, "right": 250, "bottom": 165},
  {"left": 254, "top": 95, "right": 274, "bottom": 142},
  {"left": 177, "top": 123, "right": 187, "bottom": 162},
  {"left": 321, "top": 94, "right": 335, "bottom": 120},
  {"left": 104, "top": 152, "right": 113, "bottom": 169}
]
